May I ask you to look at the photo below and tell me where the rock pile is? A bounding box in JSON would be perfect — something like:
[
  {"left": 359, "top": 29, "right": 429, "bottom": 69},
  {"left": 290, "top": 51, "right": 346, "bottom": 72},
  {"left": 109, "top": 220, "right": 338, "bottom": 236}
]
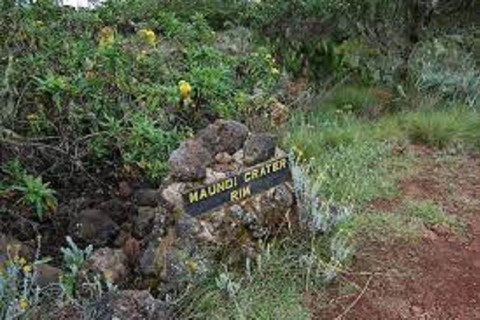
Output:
[{"left": 1, "top": 120, "right": 295, "bottom": 319}]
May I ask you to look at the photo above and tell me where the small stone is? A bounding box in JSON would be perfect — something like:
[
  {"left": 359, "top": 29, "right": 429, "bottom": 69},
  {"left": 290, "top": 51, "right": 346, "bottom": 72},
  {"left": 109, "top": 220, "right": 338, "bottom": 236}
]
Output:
[
  {"left": 119, "top": 181, "right": 133, "bottom": 198},
  {"left": 161, "top": 182, "right": 186, "bottom": 210},
  {"left": 134, "top": 189, "right": 159, "bottom": 207},
  {"left": 122, "top": 236, "right": 141, "bottom": 263},
  {"left": 69, "top": 209, "right": 119, "bottom": 247},
  {"left": 133, "top": 207, "right": 156, "bottom": 238},
  {"left": 168, "top": 139, "right": 213, "bottom": 181},
  {"left": 95, "top": 290, "right": 172, "bottom": 320},
  {"left": 215, "top": 152, "right": 233, "bottom": 164},
  {"left": 139, "top": 241, "right": 159, "bottom": 277},
  {"left": 0, "top": 233, "right": 33, "bottom": 263},
  {"left": 204, "top": 168, "right": 227, "bottom": 185},
  {"left": 197, "top": 120, "right": 249, "bottom": 155},
  {"left": 270, "top": 99, "right": 290, "bottom": 126},
  {"left": 86, "top": 248, "right": 128, "bottom": 284},
  {"left": 243, "top": 133, "right": 277, "bottom": 166},
  {"left": 175, "top": 216, "right": 200, "bottom": 239},
  {"left": 232, "top": 150, "right": 244, "bottom": 165},
  {"left": 275, "top": 147, "right": 288, "bottom": 158},
  {"left": 33, "top": 264, "right": 61, "bottom": 288},
  {"left": 97, "top": 199, "right": 135, "bottom": 224}
]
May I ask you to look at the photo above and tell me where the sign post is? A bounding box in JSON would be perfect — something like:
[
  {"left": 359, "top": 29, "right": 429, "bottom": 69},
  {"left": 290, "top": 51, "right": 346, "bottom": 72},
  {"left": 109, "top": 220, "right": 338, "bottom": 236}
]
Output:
[{"left": 182, "top": 157, "right": 291, "bottom": 216}]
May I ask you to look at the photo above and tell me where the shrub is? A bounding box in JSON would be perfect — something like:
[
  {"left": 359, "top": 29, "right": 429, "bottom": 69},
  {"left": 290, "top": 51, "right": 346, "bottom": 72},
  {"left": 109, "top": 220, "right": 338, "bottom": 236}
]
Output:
[
  {"left": 1, "top": 159, "right": 57, "bottom": 219},
  {"left": 410, "top": 39, "right": 480, "bottom": 107},
  {"left": 0, "top": 2, "right": 280, "bottom": 182}
]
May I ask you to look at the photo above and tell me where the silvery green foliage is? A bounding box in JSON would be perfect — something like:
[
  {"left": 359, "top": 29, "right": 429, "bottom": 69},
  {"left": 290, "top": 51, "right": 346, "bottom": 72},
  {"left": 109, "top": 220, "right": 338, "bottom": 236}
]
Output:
[
  {"left": 61, "top": 236, "right": 93, "bottom": 277},
  {"left": 289, "top": 153, "right": 352, "bottom": 234},
  {"left": 412, "top": 39, "right": 480, "bottom": 107},
  {"left": 215, "top": 272, "right": 241, "bottom": 299},
  {"left": 60, "top": 236, "right": 93, "bottom": 298}
]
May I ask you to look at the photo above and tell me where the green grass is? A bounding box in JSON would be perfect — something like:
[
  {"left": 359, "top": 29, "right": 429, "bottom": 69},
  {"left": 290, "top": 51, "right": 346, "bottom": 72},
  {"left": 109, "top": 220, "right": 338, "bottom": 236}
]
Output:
[
  {"left": 402, "top": 200, "right": 464, "bottom": 232},
  {"left": 341, "top": 211, "right": 421, "bottom": 245},
  {"left": 178, "top": 239, "right": 323, "bottom": 320},
  {"left": 285, "top": 100, "right": 480, "bottom": 205}
]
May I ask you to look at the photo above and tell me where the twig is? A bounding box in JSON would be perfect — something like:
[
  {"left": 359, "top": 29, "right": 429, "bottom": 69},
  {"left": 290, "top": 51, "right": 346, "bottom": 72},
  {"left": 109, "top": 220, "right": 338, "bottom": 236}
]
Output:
[{"left": 334, "top": 274, "right": 374, "bottom": 320}]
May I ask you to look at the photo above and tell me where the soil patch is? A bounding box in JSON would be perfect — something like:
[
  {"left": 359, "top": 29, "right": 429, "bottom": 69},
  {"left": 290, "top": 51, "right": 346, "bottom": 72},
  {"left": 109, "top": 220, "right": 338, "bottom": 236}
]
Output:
[{"left": 308, "top": 149, "right": 480, "bottom": 319}]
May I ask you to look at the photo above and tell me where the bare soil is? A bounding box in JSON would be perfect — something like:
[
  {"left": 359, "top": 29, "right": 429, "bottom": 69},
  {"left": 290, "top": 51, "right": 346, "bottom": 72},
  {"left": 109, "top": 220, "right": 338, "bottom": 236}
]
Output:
[{"left": 307, "top": 147, "right": 480, "bottom": 319}]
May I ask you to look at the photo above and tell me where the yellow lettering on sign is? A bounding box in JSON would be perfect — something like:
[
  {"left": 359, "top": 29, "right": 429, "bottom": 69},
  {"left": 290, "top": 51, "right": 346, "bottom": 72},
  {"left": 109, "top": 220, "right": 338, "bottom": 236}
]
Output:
[
  {"left": 252, "top": 169, "right": 259, "bottom": 180},
  {"left": 189, "top": 191, "right": 199, "bottom": 204},
  {"left": 199, "top": 188, "right": 208, "bottom": 200},
  {"left": 225, "top": 178, "right": 234, "bottom": 189},
  {"left": 265, "top": 163, "right": 272, "bottom": 174},
  {"left": 216, "top": 181, "right": 226, "bottom": 193},
  {"left": 260, "top": 166, "right": 266, "bottom": 177},
  {"left": 230, "top": 186, "right": 252, "bottom": 202},
  {"left": 241, "top": 186, "right": 251, "bottom": 199},
  {"left": 272, "top": 161, "right": 279, "bottom": 172},
  {"left": 279, "top": 158, "right": 287, "bottom": 169},
  {"left": 244, "top": 171, "right": 251, "bottom": 182}
]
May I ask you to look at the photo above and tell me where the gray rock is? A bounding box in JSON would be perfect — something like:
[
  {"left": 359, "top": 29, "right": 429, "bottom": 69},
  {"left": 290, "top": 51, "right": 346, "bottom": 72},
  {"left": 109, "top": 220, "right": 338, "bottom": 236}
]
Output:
[
  {"left": 215, "top": 152, "right": 233, "bottom": 164},
  {"left": 161, "top": 182, "right": 187, "bottom": 210},
  {"left": 133, "top": 207, "right": 156, "bottom": 238},
  {"left": 259, "top": 184, "right": 294, "bottom": 217},
  {"left": 86, "top": 248, "right": 128, "bottom": 284},
  {"left": 134, "top": 189, "right": 159, "bottom": 207},
  {"left": 0, "top": 233, "right": 33, "bottom": 263},
  {"left": 168, "top": 139, "right": 213, "bottom": 181},
  {"left": 197, "top": 120, "right": 249, "bottom": 155},
  {"left": 139, "top": 240, "right": 160, "bottom": 277},
  {"left": 96, "top": 199, "right": 135, "bottom": 224},
  {"left": 33, "top": 264, "right": 61, "bottom": 288},
  {"left": 175, "top": 216, "right": 200, "bottom": 239},
  {"left": 118, "top": 181, "right": 133, "bottom": 198},
  {"left": 96, "top": 290, "right": 172, "bottom": 320},
  {"left": 69, "top": 209, "right": 119, "bottom": 247},
  {"left": 243, "top": 133, "right": 277, "bottom": 166}
]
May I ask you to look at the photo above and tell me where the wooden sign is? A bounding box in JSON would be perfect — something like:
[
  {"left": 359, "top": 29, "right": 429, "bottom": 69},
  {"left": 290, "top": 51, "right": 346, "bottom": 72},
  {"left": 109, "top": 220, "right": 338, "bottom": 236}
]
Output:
[{"left": 183, "top": 157, "right": 291, "bottom": 216}]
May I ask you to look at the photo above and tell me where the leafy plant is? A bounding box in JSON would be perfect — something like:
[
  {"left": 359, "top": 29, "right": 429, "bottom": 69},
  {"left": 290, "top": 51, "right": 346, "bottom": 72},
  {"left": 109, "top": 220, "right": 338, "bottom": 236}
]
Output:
[
  {"left": 14, "top": 175, "right": 56, "bottom": 220},
  {"left": 1, "top": 159, "right": 56, "bottom": 219},
  {"left": 59, "top": 236, "right": 93, "bottom": 299}
]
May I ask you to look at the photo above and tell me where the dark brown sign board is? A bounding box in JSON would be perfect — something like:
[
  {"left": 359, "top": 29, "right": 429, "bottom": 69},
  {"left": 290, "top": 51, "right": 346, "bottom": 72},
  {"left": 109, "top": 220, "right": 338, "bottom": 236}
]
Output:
[{"left": 182, "top": 157, "right": 291, "bottom": 217}]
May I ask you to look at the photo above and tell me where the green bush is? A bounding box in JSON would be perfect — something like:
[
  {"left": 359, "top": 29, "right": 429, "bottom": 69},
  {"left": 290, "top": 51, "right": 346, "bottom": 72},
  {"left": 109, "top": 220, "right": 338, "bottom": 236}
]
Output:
[
  {"left": 410, "top": 39, "right": 480, "bottom": 107},
  {"left": 1, "top": 1, "right": 279, "bottom": 181}
]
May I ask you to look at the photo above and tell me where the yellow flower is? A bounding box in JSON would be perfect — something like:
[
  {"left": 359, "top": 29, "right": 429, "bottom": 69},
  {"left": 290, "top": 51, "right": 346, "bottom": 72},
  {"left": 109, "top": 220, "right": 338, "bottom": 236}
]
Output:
[
  {"left": 271, "top": 67, "right": 280, "bottom": 75},
  {"left": 186, "top": 260, "right": 197, "bottom": 273},
  {"left": 98, "top": 27, "right": 115, "bottom": 48},
  {"left": 292, "top": 145, "right": 304, "bottom": 160},
  {"left": 19, "top": 298, "right": 29, "bottom": 310},
  {"left": 22, "top": 265, "right": 31, "bottom": 273},
  {"left": 18, "top": 257, "right": 27, "bottom": 266},
  {"left": 178, "top": 80, "right": 192, "bottom": 99},
  {"left": 138, "top": 29, "right": 157, "bottom": 46},
  {"left": 104, "top": 270, "right": 113, "bottom": 281}
]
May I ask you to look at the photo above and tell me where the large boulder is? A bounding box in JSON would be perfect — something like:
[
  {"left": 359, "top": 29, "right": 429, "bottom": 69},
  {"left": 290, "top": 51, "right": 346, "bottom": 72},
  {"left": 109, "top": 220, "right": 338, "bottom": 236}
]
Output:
[
  {"left": 196, "top": 120, "right": 249, "bottom": 155},
  {"left": 134, "top": 188, "right": 159, "bottom": 207},
  {"left": 96, "top": 198, "right": 135, "bottom": 224},
  {"left": 133, "top": 207, "right": 156, "bottom": 238},
  {"left": 86, "top": 247, "right": 128, "bottom": 284},
  {"left": 69, "top": 209, "right": 119, "bottom": 247},
  {"left": 168, "top": 139, "right": 213, "bottom": 181},
  {"left": 243, "top": 133, "right": 277, "bottom": 166}
]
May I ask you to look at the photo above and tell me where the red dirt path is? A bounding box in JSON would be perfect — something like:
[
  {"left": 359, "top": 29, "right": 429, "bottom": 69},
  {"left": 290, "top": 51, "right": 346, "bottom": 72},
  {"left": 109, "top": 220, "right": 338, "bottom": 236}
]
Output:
[{"left": 308, "top": 148, "right": 480, "bottom": 319}]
